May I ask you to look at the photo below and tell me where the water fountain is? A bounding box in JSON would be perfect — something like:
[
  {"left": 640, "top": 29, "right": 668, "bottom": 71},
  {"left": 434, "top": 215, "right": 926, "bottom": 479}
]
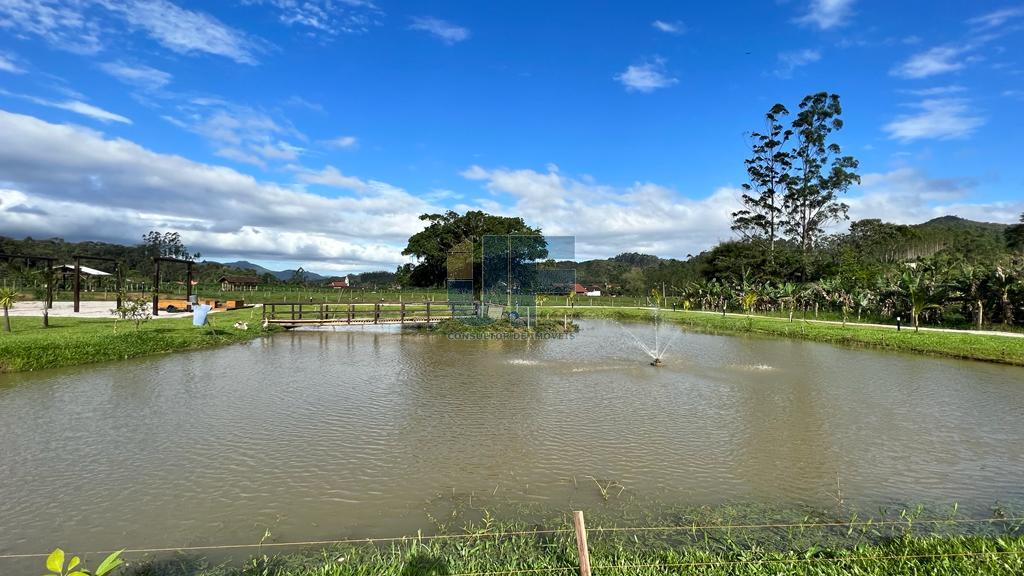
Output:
[{"left": 618, "top": 306, "right": 679, "bottom": 366}]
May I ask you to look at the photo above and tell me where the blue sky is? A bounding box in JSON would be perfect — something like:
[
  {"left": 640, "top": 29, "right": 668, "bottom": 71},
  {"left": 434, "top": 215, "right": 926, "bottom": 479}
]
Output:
[{"left": 0, "top": 0, "right": 1022, "bottom": 274}]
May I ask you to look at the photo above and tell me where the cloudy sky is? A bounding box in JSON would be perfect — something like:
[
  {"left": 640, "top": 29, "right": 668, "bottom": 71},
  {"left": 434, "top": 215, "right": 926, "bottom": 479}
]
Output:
[{"left": 1, "top": 0, "right": 1022, "bottom": 274}]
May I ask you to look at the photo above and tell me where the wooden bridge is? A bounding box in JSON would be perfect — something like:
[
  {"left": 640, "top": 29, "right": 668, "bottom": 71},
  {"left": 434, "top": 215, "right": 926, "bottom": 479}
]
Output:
[{"left": 262, "top": 301, "right": 479, "bottom": 328}]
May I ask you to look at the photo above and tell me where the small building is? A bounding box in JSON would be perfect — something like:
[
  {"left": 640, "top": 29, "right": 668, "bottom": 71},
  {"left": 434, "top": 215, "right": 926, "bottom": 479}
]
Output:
[
  {"left": 218, "top": 275, "right": 260, "bottom": 291},
  {"left": 585, "top": 285, "right": 602, "bottom": 297},
  {"left": 327, "top": 275, "right": 351, "bottom": 289},
  {"left": 573, "top": 283, "right": 587, "bottom": 295}
]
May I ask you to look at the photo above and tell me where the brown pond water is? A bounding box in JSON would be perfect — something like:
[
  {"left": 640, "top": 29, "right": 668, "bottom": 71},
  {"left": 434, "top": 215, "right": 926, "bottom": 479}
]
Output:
[{"left": 1, "top": 320, "right": 1022, "bottom": 568}]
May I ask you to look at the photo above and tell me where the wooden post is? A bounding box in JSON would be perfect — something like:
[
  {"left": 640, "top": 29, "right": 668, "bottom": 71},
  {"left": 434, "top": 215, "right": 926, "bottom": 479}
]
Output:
[
  {"left": 73, "top": 257, "right": 81, "bottom": 313},
  {"left": 152, "top": 258, "right": 160, "bottom": 316},
  {"left": 573, "top": 511, "right": 591, "bottom": 576},
  {"left": 186, "top": 262, "right": 193, "bottom": 304},
  {"left": 426, "top": 301, "right": 431, "bottom": 323},
  {"left": 374, "top": 302, "right": 380, "bottom": 324},
  {"left": 348, "top": 303, "right": 354, "bottom": 323},
  {"left": 115, "top": 262, "right": 122, "bottom": 309},
  {"left": 46, "top": 258, "right": 54, "bottom": 309}
]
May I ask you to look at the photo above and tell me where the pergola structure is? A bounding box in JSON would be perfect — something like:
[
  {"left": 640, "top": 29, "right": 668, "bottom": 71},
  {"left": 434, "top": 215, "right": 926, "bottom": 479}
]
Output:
[
  {"left": 152, "top": 256, "right": 194, "bottom": 316},
  {"left": 0, "top": 252, "right": 56, "bottom": 308},
  {"left": 69, "top": 254, "right": 123, "bottom": 312}
]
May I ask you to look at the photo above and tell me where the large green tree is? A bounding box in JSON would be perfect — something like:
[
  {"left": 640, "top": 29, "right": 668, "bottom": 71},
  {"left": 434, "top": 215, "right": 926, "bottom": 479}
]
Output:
[
  {"left": 142, "top": 231, "right": 199, "bottom": 261},
  {"left": 732, "top": 103, "right": 792, "bottom": 262},
  {"left": 1007, "top": 213, "right": 1024, "bottom": 253},
  {"left": 401, "top": 211, "right": 544, "bottom": 287},
  {"left": 784, "top": 93, "right": 860, "bottom": 267}
]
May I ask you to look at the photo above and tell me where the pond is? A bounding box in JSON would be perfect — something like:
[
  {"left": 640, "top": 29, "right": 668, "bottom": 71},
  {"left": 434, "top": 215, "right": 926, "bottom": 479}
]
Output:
[{"left": 1, "top": 320, "right": 1022, "bottom": 565}]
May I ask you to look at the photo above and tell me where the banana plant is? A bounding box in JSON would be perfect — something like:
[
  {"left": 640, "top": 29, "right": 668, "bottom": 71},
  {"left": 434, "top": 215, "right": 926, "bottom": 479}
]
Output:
[{"left": 899, "top": 269, "right": 946, "bottom": 332}]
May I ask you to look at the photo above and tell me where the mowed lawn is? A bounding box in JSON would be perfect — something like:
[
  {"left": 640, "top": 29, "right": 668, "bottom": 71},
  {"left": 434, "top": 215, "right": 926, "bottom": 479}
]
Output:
[{"left": 0, "top": 308, "right": 271, "bottom": 373}]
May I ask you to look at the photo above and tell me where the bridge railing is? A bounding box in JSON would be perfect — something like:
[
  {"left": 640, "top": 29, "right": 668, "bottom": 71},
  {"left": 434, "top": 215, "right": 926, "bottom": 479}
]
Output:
[{"left": 262, "top": 301, "right": 479, "bottom": 324}]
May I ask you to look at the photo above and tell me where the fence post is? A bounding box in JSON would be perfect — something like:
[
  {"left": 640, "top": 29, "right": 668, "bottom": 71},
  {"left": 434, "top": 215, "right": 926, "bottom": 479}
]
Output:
[{"left": 573, "top": 511, "right": 591, "bottom": 576}]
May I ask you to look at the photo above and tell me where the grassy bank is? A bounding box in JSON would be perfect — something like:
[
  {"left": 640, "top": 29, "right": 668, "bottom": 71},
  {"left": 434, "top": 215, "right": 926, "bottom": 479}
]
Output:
[
  {"left": 562, "top": 306, "right": 1024, "bottom": 366},
  {"left": 123, "top": 531, "right": 1024, "bottom": 575},
  {"left": 0, "top": 308, "right": 275, "bottom": 373}
]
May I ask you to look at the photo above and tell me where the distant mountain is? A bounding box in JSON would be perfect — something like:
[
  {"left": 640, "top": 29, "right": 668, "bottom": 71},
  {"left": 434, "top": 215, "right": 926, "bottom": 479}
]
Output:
[
  {"left": 219, "top": 260, "right": 328, "bottom": 281},
  {"left": 916, "top": 215, "right": 1008, "bottom": 233}
]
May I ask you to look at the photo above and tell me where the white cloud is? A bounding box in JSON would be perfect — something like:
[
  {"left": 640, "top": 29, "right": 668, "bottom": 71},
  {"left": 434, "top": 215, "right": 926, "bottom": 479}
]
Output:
[
  {"left": 652, "top": 20, "right": 685, "bottom": 34},
  {"left": 462, "top": 164, "right": 738, "bottom": 259},
  {"left": 0, "top": 0, "right": 105, "bottom": 54},
  {"left": 99, "top": 61, "right": 172, "bottom": 90},
  {"left": 290, "top": 165, "right": 369, "bottom": 191},
  {"left": 0, "top": 0, "right": 259, "bottom": 63},
  {"left": 883, "top": 98, "right": 985, "bottom": 142},
  {"left": 774, "top": 48, "right": 822, "bottom": 78},
  {"left": 797, "top": 0, "right": 855, "bottom": 30},
  {"left": 615, "top": 57, "right": 678, "bottom": 93},
  {"left": 105, "top": 0, "right": 260, "bottom": 63},
  {"left": 54, "top": 99, "right": 132, "bottom": 124},
  {"left": 325, "top": 135, "right": 358, "bottom": 148},
  {"left": 165, "top": 103, "right": 305, "bottom": 167},
  {"left": 0, "top": 52, "right": 25, "bottom": 74},
  {"left": 967, "top": 6, "right": 1024, "bottom": 30},
  {"left": 0, "top": 108, "right": 438, "bottom": 267},
  {"left": 891, "top": 46, "right": 970, "bottom": 78},
  {"left": 898, "top": 85, "right": 967, "bottom": 96},
  {"left": 242, "top": 0, "right": 382, "bottom": 36},
  {"left": 0, "top": 89, "right": 131, "bottom": 123},
  {"left": 408, "top": 16, "right": 470, "bottom": 44},
  {"left": 848, "top": 168, "right": 1023, "bottom": 224}
]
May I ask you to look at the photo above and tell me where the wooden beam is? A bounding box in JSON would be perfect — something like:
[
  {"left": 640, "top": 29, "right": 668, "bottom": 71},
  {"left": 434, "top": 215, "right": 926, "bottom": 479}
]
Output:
[
  {"left": 115, "top": 262, "right": 122, "bottom": 309},
  {"left": 73, "top": 256, "right": 81, "bottom": 313},
  {"left": 152, "top": 258, "right": 160, "bottom": 316}
]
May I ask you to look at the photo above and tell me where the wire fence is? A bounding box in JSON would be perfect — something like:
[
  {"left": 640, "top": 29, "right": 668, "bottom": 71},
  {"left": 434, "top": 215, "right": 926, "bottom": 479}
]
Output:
[{"left": 3, "top": 512, "right": 1023, "bottom": 574}]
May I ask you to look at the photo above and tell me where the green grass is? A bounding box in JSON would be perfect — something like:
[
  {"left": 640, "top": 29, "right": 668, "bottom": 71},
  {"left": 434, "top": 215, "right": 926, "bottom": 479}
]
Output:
[
  {"left": 123, "top": 530, "right": 1024, "bottom": 576},
  {"left": 0, "top": 308, "right": 276, "bottom": 373},
  {"left": 422, "top": 316, "right": 579, "bottom": 335},
  {"left": 561, "top": 306, "right": 1024, "bottom": 366}
]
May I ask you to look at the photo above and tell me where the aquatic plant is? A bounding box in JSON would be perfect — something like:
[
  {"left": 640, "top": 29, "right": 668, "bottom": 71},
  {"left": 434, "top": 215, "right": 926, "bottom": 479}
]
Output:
[{"left": 43, "top": 548, "right": 123, "bottom": 576}]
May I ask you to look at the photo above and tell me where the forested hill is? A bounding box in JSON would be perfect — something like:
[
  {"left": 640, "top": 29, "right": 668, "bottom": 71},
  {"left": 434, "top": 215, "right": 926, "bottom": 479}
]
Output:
[
  {"left": 0, "top": 236, "right": 328, "bottom": 283},
  {"left": 567, "top": 215, "right": 1019, "bottom": 294}
]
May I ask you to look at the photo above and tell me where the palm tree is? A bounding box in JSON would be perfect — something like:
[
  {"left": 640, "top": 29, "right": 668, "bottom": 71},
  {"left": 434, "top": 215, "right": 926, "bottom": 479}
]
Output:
[{"left": 0, "top": 287, "right": 16, "bottom": 333}]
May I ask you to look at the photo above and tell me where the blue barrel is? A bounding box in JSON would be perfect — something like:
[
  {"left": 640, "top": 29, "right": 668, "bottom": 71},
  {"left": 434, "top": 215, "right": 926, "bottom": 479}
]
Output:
[{"left": 192, "top": 304, "right": 212, "bottom": 326}]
